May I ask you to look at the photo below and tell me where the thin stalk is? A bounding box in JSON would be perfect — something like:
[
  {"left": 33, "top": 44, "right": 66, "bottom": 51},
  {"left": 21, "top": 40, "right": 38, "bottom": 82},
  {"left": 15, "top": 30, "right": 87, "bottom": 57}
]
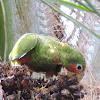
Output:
[{"left": 0, "top": 0, "right": 7, "bottom": 63}]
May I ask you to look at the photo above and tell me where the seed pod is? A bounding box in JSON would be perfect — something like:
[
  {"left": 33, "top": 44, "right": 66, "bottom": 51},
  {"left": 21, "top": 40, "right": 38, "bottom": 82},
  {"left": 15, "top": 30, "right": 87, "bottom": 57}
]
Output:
[{"left": 68, "top": 84, "right": 83, "bottom": 92}]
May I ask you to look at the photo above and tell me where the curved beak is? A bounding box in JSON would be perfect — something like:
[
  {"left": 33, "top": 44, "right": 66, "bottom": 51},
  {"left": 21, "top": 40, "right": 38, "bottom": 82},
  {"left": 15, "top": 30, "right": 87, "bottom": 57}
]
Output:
[{"left": 67, "top": 70, "right": 84, "bottom": 82}]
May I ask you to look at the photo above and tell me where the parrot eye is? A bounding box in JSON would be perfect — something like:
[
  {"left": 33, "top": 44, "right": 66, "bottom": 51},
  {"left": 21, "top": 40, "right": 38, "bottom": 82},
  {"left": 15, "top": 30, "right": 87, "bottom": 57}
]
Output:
[{"left": 76, "top": 64, "right": 83, "bottom": 71}]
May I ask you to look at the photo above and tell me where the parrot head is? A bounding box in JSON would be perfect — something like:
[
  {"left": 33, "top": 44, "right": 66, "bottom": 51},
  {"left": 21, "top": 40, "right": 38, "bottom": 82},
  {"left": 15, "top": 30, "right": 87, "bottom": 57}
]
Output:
[
  {"left": 63, "top": 49, "right": 86, "bottom": 82},
  {"left": 66, "top": 52, "right": 86, "bottom": 75},
  {"left": 60, "top": 44, "right": 86, "bottom": 79}
]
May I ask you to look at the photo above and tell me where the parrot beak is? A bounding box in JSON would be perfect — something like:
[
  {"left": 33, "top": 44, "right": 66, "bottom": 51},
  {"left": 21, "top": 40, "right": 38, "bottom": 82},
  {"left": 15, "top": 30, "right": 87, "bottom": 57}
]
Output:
[
  {"left": 61, "top": 68, "right": 84, "bottom": 82},
  {"left": 67, "top": 70, "right": 84, "bottom": 82}
]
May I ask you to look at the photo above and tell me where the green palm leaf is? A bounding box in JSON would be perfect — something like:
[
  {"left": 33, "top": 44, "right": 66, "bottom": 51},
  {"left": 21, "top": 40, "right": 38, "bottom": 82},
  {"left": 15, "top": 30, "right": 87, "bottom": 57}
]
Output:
[
  {"left": 48, "top": 0, "right": 94, "bottom": 13},
  {"left": 42, "top": 0, "right": 100, "bottom": 39},
  {"left": 0, "top": 1, "right": 5, "bottom": 60}
]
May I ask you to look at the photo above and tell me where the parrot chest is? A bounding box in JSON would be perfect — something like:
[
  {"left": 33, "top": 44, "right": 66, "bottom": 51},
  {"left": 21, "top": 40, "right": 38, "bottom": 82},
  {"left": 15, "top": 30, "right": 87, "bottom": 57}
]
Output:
[
  {"left": 30, "top": 40, "right": 62, "bottom": 72},
  {"left": 17, "top": 37, "right": 63, "bottom": 73}
]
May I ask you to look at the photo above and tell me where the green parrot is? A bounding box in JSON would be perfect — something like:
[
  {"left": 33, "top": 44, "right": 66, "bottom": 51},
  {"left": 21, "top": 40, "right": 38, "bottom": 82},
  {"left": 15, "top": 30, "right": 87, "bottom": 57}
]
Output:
[{"left": 9, "top": 33, "right": 86, "bottom": 79}]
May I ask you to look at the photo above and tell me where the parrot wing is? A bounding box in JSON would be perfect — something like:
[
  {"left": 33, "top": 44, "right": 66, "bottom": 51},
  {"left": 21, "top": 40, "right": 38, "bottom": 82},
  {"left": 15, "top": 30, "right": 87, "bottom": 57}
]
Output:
[{"left": 9, "top": 33, "right": 37, "bottom": 60}]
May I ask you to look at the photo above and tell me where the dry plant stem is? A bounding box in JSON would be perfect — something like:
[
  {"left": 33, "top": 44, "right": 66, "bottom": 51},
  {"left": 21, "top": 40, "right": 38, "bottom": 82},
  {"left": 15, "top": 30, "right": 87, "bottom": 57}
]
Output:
[
  {"left": 83, "top": 64, "right": 100, "bottom": 100},
  {"left": 0, "top": 85, "right": 3, "bottom": 100}
]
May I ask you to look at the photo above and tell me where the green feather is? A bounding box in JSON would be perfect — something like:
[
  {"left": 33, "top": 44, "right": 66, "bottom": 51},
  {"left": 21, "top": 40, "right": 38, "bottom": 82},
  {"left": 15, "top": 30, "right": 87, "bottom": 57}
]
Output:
[
  {"left": 9, "top": 33, "right": 86, "bottom": 74},
  {"left": 9, "top": 33, "right": 37, "bottom": 60}
]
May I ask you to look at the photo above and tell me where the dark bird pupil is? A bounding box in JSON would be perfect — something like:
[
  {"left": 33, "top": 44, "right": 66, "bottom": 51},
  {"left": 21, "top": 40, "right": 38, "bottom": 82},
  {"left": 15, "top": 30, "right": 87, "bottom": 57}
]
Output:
[{"left": 78, "top": 66, "right": 81, "bottom": 70}]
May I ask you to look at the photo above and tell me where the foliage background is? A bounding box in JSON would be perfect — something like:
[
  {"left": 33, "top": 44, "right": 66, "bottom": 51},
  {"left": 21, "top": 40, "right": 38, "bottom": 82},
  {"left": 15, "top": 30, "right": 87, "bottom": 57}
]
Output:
[{"left": 0, "top": 0, "right": 100, "bottom": 99}]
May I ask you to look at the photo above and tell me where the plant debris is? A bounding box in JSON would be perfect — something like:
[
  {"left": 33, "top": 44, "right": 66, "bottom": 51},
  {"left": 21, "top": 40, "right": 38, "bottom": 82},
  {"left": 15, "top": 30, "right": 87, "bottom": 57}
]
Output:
[{"left": 0, "top": 59, "right": 85, "bottom": 100}]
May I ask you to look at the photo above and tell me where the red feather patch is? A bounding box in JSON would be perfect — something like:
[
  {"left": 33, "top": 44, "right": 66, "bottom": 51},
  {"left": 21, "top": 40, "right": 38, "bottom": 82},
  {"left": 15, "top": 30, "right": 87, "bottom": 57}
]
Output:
[{"left": 66, "top": 64, "right": 79, "bottom": 74}]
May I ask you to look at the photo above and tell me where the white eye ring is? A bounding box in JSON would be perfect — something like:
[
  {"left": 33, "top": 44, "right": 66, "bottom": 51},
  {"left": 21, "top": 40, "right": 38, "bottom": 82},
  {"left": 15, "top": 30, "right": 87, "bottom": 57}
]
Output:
[{"left": 76, "top": 64, "right": 83, "bottom": 71}]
